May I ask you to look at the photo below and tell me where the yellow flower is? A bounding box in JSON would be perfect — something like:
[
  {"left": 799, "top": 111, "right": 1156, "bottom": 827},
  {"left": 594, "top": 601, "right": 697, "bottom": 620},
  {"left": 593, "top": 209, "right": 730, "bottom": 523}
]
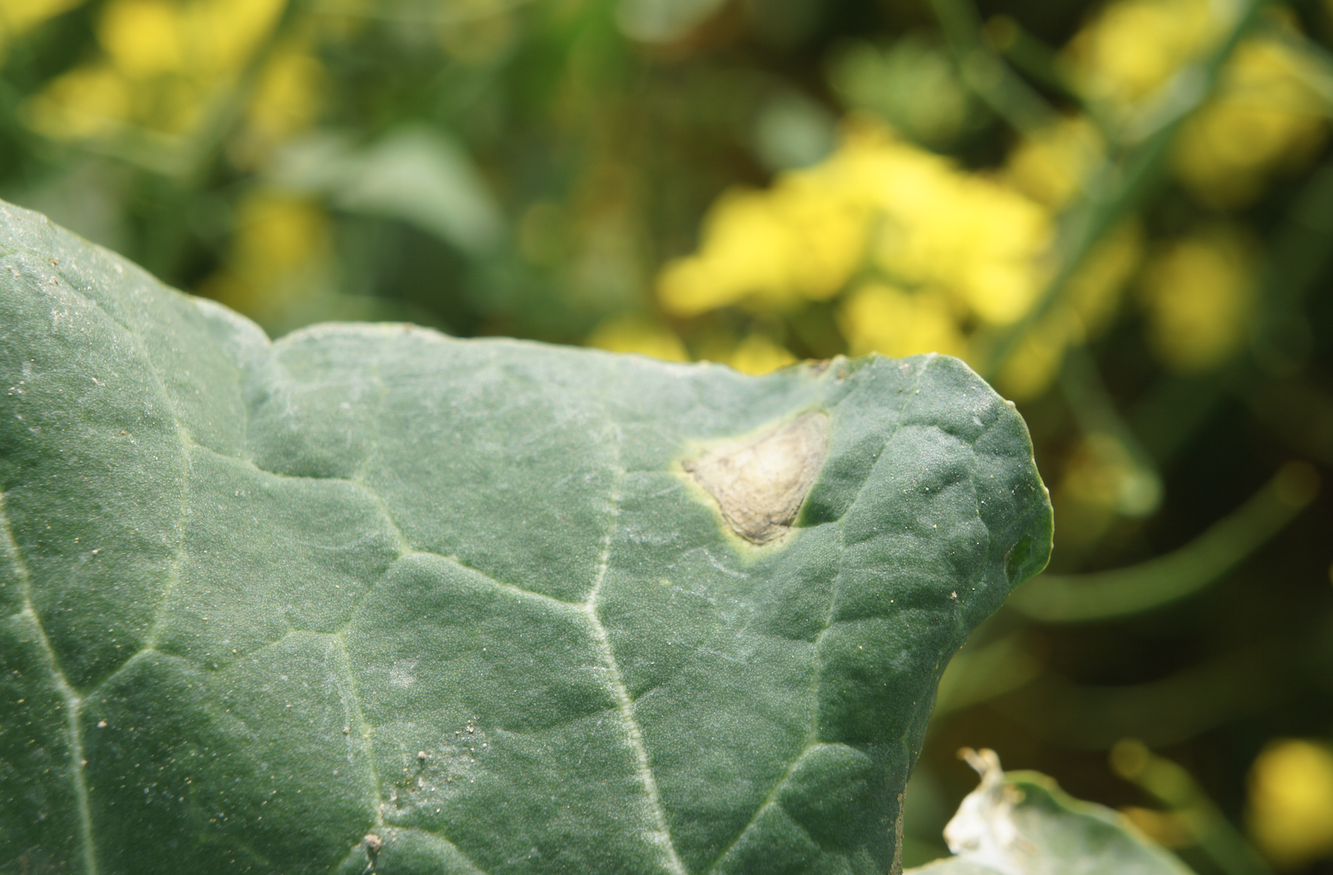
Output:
[
  {"left": 826, "top": 122, "right": 1050, "bottom": 326},
  {"left": 658, "top": 174, "right": 869, "bottom": 317},
  {"left": 1062, "top": 0, "right": 1222, "bottom": 109},
  {"left": 1139, "top": 225, "right": 1254, "bottom": 373},
  {"left": 22, "top": 65, "right": 132, "bottom": 140},
  {"left": 724, "top": 333, "right": 798, "bottom": 375},
  {"left": 659, "top": 189, "right": 804, "bottom": 316},
  {"left": 1003, "top": 116, "right": 1105, "bottom": 208},
  {"left": 991, "top": 221, "right": 1141, "bottom": 401},
  {"left": 98, "top": 0, "right": 182, "bottom": 77},
  {"left": 1248, "top": 739, "right": 1333, "bottom": 869},
  {"left": 199, "top": 191, "right": 330, "bottom": 320},
  {"left": 247, "top": 46, "right": 327, "bottom": 140},
  {"left": 186, "top": 0, "right": 286, "bottom": 76},
  {"left": 996, "top": 319, "right": 1070, "bottom": 403},
  {"left": 1064, "top": 220, "right": 1144, "bottom": 342},
  {"left": 1064, "top": 0, "right": 1327, "bottom": 207},
  {"left": 585, "top": 315, "right": 689, "bottom": 363},
  {"left": 1173, "top": 35, "right": 1327, "bottom": 209},
  {"left": 22, "top": 0, "right": 285, "bottom": 140},
  {"left": 838, "top": 282, "right": 967, "bottom": 360},
  {"left": 658, "top": 118, "right": 1052, "bottom": 338},
  {"left": 1053, "top": 431, "right": 1161, "bottom": 547}
]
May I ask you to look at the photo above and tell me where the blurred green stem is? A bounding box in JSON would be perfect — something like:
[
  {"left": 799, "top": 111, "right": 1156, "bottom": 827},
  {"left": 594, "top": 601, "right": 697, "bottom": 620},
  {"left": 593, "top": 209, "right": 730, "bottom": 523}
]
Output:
[
  {"left": 1059, "top": 344, "right": 1163, "bottom": 518},
  {"left": 983, "top": 16, "right": 1102, "bottom": 120},
  {"left": 1007, "top": 461, "right": 1320, "bottom": 622},
  {"left": 929, "top": 0, "right": 1056, "bottom": 135},
  {"left": 1112, "top": 740, "right": 1277, "bottom": 875},
  {"left": 979, "top": 0, "right": 1269, "bottom": 380},
  {"left": 933, "top": 632, "right": 1041, "bottom": 718}
]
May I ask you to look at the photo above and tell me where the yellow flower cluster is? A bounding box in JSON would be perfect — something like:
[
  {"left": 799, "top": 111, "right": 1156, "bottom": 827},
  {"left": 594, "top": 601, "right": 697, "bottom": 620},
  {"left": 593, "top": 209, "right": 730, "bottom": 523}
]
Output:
[
  {"left": 622, "top": 0, "right": 1305, "bottom": 385},
  {"left": 661, "top": 120, "right": 1050, "bottom": 327},
  {"left": 19, "top": 0, "right": 321, "bottom": 154},
  {"left": 1064, "top": 0, "right": 1327, "bottom": 208},
  {"left": 1174, "top": 35, "right": 1328, "bottom": 208},
  {"left": 652, "top": 121, "right": 1058, "bottom": 381},
  {"left": 1063, "top": 0, "right": 1223, "bottom": 107},
  {"left": 642, "top": 118, "right": 1140, "bottom": 395}
]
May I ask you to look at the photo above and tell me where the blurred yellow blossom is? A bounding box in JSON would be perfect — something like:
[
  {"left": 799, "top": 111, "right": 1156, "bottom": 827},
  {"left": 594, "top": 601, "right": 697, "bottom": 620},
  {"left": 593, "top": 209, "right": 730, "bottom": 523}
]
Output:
[
  {"left": 198, "top": 191, "right": 330, "bottom": 319},
  {"left": 832, "top": 122, "right": 1051, "bottom": 326},
  {"left": 1247, "top": 738, "right": 1333, "bottom": 869},
  {"left": 1173, "top": 35, "right": 1327, "bottom": 208},
  {"left": 658, "top": 176, "right": 869, "bottom": 317},
  {"left": 1139, "top": 225, "right": 1254, "bottom": 374},
  {"left": 1003, "top": 116, "right": 1106, "bottom": 208},
  {"left": 1053, "top": 430, "right": 1162, "bottom": 547},
  {"left": 725, "top": 333, "right": 798, "bottom": 375},
  {"left": 838, "top": 282, "right": 966, "bottom": 359},
  {"left": 1064, "top": 0, "right": 1327, "bottom": 208},
  {"left": 99, "top": 0, "right": 182, "bottom": 76},
  {"left": 0, "top": 0, "right": 87, "bottom": 60},
  {"left": 243, "top": 45, "right": 328, "bottom": 145},
  {"left": 23, "top": 0, "right": 285, "bottom": 140},
  {"left": 1064, "top": 221, "right": 1144, "bottom": 341},
  {"left": 995, "top": 219, "right": 1142, "bottom": 397},
  {"left": 23, "top": 66, "right": 133, "bottom": 140},
  {"left": 996, "top": 322, "right": 1071, "bottom": 402},
  {"left": 659, "top": 119, "right": 1052, "bottom": 333},
  {"left": 1062, "top": 0, "right": 1223, "bottom": 110},
  {"left": 586, "top": 314, "right": 689, "bottom": 363}
]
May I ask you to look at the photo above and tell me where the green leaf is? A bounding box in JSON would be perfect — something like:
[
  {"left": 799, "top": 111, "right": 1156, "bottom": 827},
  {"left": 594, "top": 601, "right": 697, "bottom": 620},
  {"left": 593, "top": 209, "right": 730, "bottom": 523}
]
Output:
[
  {"left": 270, "top": 126, "right": 502, "bottom": 255},
  {"left": 907, "top": 750, "right": 1196, "bottom": 875},
  {"left": 0, "top": 198, "right": 1052, "bottom": 875}
]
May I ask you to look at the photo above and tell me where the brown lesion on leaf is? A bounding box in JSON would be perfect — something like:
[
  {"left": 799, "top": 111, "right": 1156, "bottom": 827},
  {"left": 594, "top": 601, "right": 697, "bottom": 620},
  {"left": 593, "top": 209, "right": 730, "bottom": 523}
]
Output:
[{"left": 682, "top": 411, "right": 830, "bottom": 545}]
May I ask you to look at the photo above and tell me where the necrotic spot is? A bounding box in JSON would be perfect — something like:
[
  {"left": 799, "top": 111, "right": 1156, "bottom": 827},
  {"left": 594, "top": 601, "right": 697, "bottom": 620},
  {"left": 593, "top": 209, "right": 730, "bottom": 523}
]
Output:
[{"left": 683, "top": 411, "right": 830, "bottom": 545}]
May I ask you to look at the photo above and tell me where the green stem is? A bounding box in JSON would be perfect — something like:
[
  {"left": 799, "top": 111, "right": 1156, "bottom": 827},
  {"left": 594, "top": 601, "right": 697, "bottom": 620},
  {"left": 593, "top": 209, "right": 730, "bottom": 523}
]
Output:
[
  {"left": 929, "top": 0, "right": 1056, "bottom": 136},
  {"left": 1113, "top": 740, "right": 1278, "bottom": 875},
  {"left": 1007, "top": 461, "right": 1319, "bottom": 622},
  {"left": 1059, "top": 344, "right": 1163, "bottom": 518}
]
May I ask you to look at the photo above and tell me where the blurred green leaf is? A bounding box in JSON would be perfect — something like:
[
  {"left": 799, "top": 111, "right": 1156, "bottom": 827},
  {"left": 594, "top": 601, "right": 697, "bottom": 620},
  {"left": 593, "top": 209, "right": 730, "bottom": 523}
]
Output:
[{"left": 269, "top": 125, "right": 502, "bottom": 255}]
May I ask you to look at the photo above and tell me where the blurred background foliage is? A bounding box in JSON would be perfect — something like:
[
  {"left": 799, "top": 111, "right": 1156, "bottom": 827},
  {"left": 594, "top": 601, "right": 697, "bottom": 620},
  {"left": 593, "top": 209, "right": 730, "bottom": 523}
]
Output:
[{"left": 2, "top": 0, "right": 1332, "bottom": 870}]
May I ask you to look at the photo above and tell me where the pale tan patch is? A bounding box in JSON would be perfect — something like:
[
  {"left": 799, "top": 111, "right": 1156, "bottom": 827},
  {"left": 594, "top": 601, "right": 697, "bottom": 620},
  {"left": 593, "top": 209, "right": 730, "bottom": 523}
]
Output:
[{"left": 683, "top": 411, "right": 830, "bottom": 545}]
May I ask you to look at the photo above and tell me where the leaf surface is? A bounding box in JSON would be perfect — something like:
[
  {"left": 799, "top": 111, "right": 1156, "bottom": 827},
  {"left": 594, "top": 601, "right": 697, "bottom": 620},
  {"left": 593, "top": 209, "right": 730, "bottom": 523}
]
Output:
[{"left": 0, "top": 199, "right": 1052, "bottom": 875}]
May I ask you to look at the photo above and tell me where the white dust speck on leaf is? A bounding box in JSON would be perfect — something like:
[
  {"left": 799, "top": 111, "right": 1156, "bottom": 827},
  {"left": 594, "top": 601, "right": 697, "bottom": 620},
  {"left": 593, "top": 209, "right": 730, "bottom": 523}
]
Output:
[{"left": 389, "top": 659, "right": 418, "bottom": 687}]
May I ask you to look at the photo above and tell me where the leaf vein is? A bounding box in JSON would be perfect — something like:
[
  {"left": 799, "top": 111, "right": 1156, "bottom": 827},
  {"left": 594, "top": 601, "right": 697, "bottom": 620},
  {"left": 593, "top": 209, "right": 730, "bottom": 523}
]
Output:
[
  {"left": 584, "top": 424, "right": 689, "bottom": 875},
  {"left": 0, "top": 490, "right": 99, "bottom": 875},
  {"left": 330, "top": 633, "right": 389, "bottom": 828}
]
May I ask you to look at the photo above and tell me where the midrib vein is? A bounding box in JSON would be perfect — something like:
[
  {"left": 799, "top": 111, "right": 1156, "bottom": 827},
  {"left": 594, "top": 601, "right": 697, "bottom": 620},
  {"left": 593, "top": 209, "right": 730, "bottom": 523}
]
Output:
[
  {"left": 0, "top": 492, "right": 98, "bottom": 875},
  {"left": 585, "top": 425, "right": 688, "bottom": 875},
  {"left": 584, "top": 601, "right": 687, "bottom": 875}
]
